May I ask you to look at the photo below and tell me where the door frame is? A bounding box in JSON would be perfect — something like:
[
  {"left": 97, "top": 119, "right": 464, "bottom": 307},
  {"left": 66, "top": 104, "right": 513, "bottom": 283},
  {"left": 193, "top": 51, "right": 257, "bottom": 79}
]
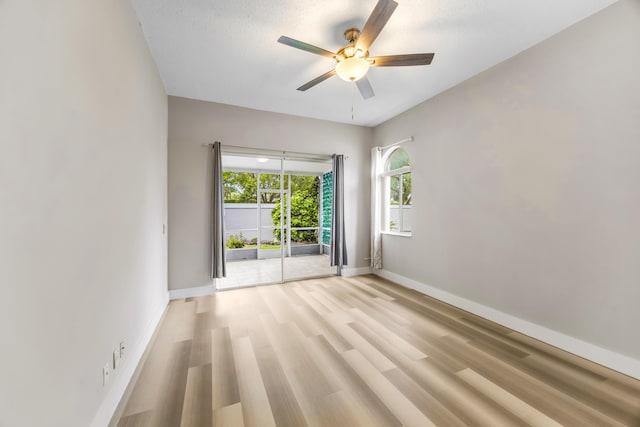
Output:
[{"left": 220, "top": 150, "right": 336, "bottom": 288}]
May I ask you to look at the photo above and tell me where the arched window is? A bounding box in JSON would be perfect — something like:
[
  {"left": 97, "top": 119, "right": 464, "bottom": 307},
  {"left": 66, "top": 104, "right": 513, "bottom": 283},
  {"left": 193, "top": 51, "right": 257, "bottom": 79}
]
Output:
[{"left": 382, "top": 147, "right": 411, "bottom": 233}]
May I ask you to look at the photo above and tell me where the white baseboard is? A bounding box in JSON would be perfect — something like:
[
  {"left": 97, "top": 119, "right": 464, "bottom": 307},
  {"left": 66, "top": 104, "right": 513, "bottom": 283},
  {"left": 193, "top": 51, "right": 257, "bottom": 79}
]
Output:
[
  {"left": 374, "top": 269, "right": 640, "bottom": 380},
  {"left": 342, "top": 266, "right": 372, "bottom": 277},
  {"left": 169, "top": 283, "right": 215, "bottom": 300},
  {"left": 89, "top": 294, "right": 169, "bottom": 427}
]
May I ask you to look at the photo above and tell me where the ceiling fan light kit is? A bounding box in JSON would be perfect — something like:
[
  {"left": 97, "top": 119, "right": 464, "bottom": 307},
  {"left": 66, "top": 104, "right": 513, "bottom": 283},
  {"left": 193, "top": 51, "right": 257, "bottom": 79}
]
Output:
[
  {"left": 335, "top": 28, "right": 370, "bottom": 82},
  {"left": 277, "top": 0, "right": 434, "bottom": 99},
  {"left": 336, "top": 57, "right": 370, "bottom": 82}
]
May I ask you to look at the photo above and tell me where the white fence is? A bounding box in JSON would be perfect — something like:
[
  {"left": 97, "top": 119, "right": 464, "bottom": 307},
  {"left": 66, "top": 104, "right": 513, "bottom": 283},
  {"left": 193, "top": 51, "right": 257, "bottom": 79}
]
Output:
[
  {"left": 389, "top": 205, "right": 412, "bottom": 232},
  {"left": 224, "top": 203, "right": 276, "bottom": 242}
]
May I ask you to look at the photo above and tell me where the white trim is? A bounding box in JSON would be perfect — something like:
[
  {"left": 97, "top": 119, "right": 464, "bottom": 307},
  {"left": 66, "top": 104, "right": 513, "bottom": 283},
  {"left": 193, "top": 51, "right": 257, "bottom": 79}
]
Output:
[
  {"left": 342, "top": 266, "right": 372, "bottom": 277},
  {"left": 204, "top": 142, "right": 334, "bottom": 163},
  {"left": 169, "top": 283, "right": 215, "bottom": 300},
  {"left": 374, "top": 269, "right": 640, "bottom": 380},
  {"left": 89, "top": 296, "right": 169, "bottom": 427},
  {"left": 380, "top": 231, "right": 412, "bottom": 238},
  {"left": 381, "top": 165, "right": 411, "bottom": 177}
]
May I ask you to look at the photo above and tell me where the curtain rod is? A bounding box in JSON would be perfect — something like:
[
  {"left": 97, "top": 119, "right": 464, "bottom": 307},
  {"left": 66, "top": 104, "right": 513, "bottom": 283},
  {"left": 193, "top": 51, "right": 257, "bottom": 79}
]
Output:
[
  {"left": 201, "top": 142, "right": 347, "bottom": 161},
  {"left": 379, "top": 136, "right": 413, "bottom": 150}
]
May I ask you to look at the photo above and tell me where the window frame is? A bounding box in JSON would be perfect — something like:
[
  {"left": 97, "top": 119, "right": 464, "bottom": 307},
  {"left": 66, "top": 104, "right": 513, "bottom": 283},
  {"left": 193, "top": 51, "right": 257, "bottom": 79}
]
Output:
[{"left": 380, "top": 148, "right": 412, "bottom": 236}]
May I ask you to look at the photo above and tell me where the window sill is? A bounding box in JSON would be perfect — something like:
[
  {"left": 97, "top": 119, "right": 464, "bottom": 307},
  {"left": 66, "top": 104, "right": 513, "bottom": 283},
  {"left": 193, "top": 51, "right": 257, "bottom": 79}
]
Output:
[{"left": 381, "top": 231, "right": 412, "bottom": 238}]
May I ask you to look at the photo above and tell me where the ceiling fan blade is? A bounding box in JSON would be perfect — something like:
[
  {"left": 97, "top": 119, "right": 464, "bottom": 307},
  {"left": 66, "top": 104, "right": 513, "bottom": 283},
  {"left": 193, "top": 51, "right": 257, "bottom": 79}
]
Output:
[
  {"left": 356, "top": 76, "right": 375, "bottom": 99},
  {"left": 369, "top": 53, "right": 435, "bottom": 67},
  {"left": 355, "top": 0, "right": 398, "bottom": 52},
  {"left": 297, "top": 69, "right": 336, "bottom": 91},
  {"left": 278, "top": 36, "right": 336, "bottom": 59}
]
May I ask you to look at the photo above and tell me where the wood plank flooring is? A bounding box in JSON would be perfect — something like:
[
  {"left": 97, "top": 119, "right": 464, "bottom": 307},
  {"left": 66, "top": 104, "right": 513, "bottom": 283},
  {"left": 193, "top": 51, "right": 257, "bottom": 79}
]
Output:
[{"left": 114, "top": 275, "right": 640, "bottom": 427}]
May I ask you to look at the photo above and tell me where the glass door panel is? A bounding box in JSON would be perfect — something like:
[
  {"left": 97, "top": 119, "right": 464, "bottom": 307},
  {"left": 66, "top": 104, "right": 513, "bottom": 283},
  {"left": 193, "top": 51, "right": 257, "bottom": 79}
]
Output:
[
  {"left": 219, "top": 155, "right": 283, "bottom": 289},
  {"left": 257, "top": 189, "right": 283, "bottom": 260},
  {"left": 282, "top": 158, "right": 336, "bottom": 281}
]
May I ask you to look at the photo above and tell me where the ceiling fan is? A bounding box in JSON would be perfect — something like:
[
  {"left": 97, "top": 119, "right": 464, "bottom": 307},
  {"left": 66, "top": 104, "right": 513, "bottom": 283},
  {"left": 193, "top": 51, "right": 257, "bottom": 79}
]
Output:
[{"left": 277, "top": 0, "right": 434, "bottom": 99}]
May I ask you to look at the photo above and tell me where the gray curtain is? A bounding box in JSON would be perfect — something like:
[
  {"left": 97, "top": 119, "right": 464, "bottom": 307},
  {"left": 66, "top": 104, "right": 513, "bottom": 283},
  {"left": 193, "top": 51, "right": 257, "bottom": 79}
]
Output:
[
  {"left": 330, "top": 154, "right": 348, "bottom": 274},
  {"left": 371, "top": 147, "right": 383, "bottom": 269},
  {"left": 210, "top": 141, "right": 226, "bottom": 278}
]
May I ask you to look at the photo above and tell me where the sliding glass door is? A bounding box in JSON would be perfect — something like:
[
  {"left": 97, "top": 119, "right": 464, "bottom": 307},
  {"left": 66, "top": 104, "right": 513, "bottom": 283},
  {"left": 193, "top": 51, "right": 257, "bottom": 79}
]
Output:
[
  {"left": 217, "top": 152, "right": 335, "bottom": 290},
  {"left": 282, "top": 158, "right": 335, "bottom": 281}
]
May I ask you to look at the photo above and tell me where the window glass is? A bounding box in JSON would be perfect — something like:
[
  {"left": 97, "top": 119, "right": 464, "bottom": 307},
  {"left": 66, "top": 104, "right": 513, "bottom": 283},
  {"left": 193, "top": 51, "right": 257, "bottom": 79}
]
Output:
[
  {"left": 386, "top": 147, "right": 410, "bottom": 170},
  {"left": 223, "top": 172, "right": 257, "bottom": 203},
  {"left": 382, "top": 147, "right": 412, "bottom": 234},
  {"left": 401, "top": 173, "right": 412, "bottom": 232},
  {"left": 259, "top": 173, "right": 280, "bottom": 190}
]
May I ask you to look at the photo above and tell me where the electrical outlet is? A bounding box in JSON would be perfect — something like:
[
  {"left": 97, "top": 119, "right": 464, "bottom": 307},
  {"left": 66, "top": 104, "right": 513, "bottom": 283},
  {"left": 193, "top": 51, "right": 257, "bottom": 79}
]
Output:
[
  {"left": 103, "top": 363, "right": 110, "bottom": 386},
  {"left": 113, "top": 348, "right": 120, "bottom": 369},
  {"left": 120, "top": 341, "right": 125, "bottom": 358}
]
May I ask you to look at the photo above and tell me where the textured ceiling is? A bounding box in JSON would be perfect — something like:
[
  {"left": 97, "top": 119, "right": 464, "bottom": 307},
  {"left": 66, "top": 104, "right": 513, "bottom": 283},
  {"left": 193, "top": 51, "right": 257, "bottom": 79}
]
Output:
[{"left": 131, "top": 0, "right": 617, "bottom": 127}]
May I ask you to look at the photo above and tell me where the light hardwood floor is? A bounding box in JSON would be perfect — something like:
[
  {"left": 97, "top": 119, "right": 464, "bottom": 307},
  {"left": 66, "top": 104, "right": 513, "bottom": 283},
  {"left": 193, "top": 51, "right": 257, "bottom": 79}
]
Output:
[{"left": 114, "top": 275, "right": 640, "bottom": 427}]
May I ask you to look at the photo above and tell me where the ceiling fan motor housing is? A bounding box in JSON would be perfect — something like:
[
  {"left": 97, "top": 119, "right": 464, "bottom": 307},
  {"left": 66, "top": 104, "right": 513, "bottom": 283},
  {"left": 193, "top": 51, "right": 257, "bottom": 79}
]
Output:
[
  {"left": 336, "top": 28, "right": 369, "bottom": 62},
  {"left": 344, "top": 28, "right": 361, "bottom": 43}
]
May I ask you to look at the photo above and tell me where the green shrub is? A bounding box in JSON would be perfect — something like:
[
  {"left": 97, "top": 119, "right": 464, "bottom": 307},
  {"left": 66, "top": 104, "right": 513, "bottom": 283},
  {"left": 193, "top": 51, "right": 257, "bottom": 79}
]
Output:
[
  {"left": 226, "top": 233, "right": 245, "bottom": 249},
  {"left": 273, "top": 176, "right": 319, "bottom": 242}
]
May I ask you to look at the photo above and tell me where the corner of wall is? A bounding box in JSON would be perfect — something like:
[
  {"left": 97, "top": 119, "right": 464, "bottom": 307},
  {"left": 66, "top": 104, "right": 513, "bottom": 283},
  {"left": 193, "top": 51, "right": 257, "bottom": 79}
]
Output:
[{"left": 169, "top": 283, "right": 215, "bottom": 300}]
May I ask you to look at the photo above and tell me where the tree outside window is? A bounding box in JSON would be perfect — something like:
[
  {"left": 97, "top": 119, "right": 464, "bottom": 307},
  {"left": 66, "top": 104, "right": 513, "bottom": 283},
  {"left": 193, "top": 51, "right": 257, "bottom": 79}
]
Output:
[
  {"left": 272, "top": 175, "right": 319, "bottom": 243},
  {"left": 223, "top": 171, "right": 321, "bottom": 246},
  {"left": 223, "top": 171, "right": 281, "bottom": 203}
]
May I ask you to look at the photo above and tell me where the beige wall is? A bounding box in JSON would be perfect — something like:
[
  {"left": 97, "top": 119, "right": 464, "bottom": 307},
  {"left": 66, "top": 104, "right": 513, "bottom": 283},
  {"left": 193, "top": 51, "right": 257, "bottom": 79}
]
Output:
[
  {"left": 373, "top": 0, "right": 640, "bottom": 361},
  {"left": 0, "top": 1, "right": 168, "bottom": 426},
  {"left": 168, "top": 96, "right": 372, "bottom": 290}
]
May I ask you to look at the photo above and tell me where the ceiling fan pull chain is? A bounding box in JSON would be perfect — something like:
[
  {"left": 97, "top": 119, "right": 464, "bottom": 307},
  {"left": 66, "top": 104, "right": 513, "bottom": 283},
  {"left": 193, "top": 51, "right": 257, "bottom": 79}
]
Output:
[{"left": 351, "top": 81, "right": 355, "bottom": 121}]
